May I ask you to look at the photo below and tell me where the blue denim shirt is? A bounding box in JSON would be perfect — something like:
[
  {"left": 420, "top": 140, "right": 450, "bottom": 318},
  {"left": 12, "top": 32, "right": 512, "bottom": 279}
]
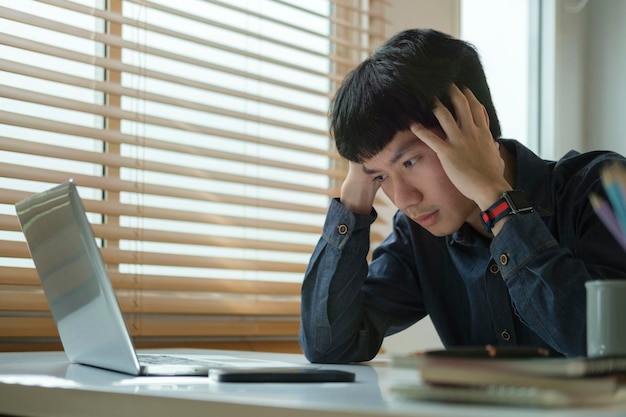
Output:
[{"left": 300, "top": 140, "right": 626, "bottom": 363}]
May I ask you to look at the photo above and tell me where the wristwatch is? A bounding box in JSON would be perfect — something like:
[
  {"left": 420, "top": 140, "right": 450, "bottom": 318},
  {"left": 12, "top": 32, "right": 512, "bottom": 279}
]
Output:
[{"left": 480, "top": 190, "right": 533, "bottom": 233}]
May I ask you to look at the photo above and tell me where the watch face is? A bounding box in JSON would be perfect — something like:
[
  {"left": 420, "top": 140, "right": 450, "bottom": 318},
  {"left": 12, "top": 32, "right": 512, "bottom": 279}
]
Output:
[{"left": 504, "top": 190, "right": 533, "bottom": 213}]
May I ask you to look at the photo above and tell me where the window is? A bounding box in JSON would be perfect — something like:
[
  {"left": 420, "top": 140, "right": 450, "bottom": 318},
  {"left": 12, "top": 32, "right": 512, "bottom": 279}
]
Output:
[
  {"left": 460, "top": 0, "right": 533, "bottom": 150},
  {"left": 0, "top": 0, "right": 386, "bottom": 352}
]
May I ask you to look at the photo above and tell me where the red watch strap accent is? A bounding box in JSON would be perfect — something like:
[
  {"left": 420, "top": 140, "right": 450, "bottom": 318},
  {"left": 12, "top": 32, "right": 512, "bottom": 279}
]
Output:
[
  {"left": 480, "top": 197, "right": 512, "bottom": 233},
  {"left": 481, "top": 199, "right": 510, "bottom": 223}
]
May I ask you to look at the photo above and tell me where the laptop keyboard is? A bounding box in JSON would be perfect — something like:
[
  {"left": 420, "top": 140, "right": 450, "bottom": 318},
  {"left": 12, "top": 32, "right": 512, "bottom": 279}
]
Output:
[{"left": 138, "top": 354, "right": 214, "bottom": 366}]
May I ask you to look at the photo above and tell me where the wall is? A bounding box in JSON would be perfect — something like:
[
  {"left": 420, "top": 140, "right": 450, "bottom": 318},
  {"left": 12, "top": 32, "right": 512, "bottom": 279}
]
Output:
[
  {"left": 542, "top": 0, "right": 626, "bottom": 158},
  {"left": 584, "top": 0, "right": 626, "bottom": 155},
  {"left": 385, "top": 0, "right": 460, "bottom": 36}
]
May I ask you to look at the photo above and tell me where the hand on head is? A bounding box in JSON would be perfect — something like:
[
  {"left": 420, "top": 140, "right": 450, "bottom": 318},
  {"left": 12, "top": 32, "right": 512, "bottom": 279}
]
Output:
[{"left": 410, "top": 84, "right": 511, "bottom": 210}]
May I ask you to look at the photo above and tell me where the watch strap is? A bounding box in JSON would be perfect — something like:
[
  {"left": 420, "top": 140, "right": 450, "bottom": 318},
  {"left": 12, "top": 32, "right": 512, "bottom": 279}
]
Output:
[
  {"left": 480, "top": 190, "right": 533, "bottom": 233},
  {"left": 480, "top": 197, "right": 512, "bottom": 233}
]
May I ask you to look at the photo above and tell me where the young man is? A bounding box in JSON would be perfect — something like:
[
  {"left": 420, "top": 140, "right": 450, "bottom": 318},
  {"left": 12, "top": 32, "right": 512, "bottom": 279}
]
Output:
[{"left": 299, "top": 29, "right": 626, "bottom": 363}]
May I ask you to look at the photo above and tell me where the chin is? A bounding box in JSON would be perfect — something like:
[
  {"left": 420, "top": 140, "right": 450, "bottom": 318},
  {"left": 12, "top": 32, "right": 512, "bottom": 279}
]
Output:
[
  {"left": 422, "top": 220, "right": 463, "bottom": 238},
  {"left": 428, "top": 229, "right": 449, "bottom": 238},
  {"left": 421, "top": 225, "right": 451, "bottom": 238}
]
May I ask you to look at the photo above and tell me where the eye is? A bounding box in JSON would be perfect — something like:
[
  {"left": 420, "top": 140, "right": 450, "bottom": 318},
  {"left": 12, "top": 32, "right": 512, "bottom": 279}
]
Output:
[
  {"left": 374, "top": 174, "right": 387, "bottom": 183},
  {"left": 403, "top": 157, "right": 417, "bottom": 168}
]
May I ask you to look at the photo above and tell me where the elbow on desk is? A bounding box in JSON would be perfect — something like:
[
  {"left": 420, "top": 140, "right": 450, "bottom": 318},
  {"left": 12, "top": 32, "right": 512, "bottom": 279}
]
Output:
[
  {"left": 299, "top": 329, "right": 346, "bottom": 363},
  {"left": 299, "top": 330, "right": 378, "bottom": 364},
  {"left": 301, "top": 347, "right": 360, "bottom": 364},
  {"left": 299, "top": 332, "right": 336, "bottom": 363}
]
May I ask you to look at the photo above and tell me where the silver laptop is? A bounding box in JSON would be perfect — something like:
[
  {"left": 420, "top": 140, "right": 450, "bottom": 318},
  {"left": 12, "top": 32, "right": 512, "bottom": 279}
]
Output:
[{"left": 14, "top": 181, "right": 290, "bottom": 376}]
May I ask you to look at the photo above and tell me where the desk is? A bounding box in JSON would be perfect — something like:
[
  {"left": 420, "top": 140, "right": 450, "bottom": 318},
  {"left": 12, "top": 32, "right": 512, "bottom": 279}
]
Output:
[{"left": 0, "top": 349, "right": 623, "bottom": 417}]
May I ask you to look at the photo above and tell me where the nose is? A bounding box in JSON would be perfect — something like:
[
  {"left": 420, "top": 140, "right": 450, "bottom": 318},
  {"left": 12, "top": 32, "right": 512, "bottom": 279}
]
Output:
[{"left": 386, "top": 176, "right": 422, "bottom": 212}]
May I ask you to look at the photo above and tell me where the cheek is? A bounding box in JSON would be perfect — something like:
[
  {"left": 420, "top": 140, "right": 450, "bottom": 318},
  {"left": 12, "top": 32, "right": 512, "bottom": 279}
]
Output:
[{"left": 427, "top": 168, "right": 455, "bottom": 196}]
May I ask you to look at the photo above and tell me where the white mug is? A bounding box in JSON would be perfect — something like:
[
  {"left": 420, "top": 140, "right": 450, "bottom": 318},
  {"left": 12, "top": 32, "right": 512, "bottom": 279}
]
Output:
[{"left": 586, "top": 280, "right": 626, "bottom": 357}]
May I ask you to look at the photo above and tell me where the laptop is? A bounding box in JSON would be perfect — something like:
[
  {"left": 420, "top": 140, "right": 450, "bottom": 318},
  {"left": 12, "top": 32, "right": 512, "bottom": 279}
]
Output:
[{"left": 14, "top": 181, "right": 295, "bottom": 376}]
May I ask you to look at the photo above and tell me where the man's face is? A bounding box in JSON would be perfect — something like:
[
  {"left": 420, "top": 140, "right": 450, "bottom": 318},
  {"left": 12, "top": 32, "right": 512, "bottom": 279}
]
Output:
[{"left": 361, "top": 128, "right": 480, "bottom": 237}]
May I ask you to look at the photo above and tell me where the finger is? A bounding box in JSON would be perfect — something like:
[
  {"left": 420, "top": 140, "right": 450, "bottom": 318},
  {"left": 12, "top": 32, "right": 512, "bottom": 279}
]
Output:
[
  {"left": 430, "top": 96, "right": 460, "bottom": 138},
  {"left": 410, "top": 122, "right": 446, "bottom": 153},
  {"left": 448, "top": 84, "right": 474, "bottom": 129},
  {"left": 463, "top": 87, "right": 489, "bottom": 130}
]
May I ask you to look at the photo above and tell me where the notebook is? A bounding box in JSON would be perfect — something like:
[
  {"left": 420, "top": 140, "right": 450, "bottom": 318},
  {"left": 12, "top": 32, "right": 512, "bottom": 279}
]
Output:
[{"left": 15, "top": 181, "right": 295, "bottom": 376}]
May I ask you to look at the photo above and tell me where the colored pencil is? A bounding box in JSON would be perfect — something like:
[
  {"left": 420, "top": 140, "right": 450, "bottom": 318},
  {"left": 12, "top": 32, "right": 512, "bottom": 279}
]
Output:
[
  {"left": 589, "top": 193, "right": 626, "bottom": 252},
  {"left": 600, "top": 163, "right": 626, "bottom": 238}
]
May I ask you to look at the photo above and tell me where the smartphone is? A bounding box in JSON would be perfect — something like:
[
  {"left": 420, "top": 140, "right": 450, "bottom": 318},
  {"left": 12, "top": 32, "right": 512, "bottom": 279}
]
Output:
[{"left": 208, "top": 367, "right": 356, "bottom": 383}]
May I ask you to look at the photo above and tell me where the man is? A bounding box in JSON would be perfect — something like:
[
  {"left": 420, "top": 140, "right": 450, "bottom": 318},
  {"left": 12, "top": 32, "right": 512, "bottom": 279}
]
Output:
[{"left": 299, "top": 29, "right": 626, "bottom": 363}]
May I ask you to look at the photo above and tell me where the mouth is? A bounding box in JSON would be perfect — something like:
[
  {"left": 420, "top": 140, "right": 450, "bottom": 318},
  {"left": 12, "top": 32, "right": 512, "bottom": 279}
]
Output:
[{"left": 411, "top": 210, "right": 439, "bottom": 228}]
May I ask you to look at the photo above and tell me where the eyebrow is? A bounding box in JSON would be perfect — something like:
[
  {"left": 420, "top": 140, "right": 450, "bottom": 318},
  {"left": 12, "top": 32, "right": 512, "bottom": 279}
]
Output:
[
  {"left": 362, "top": 141, "right": 419, "bottom": 175},
  {"left": 389, "top": 141, "right": 419, "bottom": 165},
  {"left": 361, "top": 165, "right": 378, "bottom": 175}
]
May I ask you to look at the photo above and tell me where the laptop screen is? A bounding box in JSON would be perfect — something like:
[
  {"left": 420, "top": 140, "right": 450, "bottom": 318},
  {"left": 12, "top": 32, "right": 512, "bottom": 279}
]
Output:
[{"left": 15, "top": 182, "right": 141, "bottom": 375}]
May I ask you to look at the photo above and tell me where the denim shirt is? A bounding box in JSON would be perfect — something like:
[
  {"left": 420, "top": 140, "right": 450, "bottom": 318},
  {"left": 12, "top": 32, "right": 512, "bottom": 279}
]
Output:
[{"left": 299, "top": 140, "right": 626, "bottom": 363}]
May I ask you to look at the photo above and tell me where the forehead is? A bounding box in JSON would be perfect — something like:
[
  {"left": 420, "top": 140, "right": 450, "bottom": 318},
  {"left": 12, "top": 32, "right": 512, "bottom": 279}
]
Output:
[{"left": 362, "top": 130, "right": 426, "bottom": 170}]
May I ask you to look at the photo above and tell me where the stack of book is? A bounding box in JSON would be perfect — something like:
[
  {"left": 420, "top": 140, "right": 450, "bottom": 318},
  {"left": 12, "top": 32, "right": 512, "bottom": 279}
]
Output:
[
  {"left": 390, "top": 346, "right": 626, "bottom": 407},
  {"left": 590, "top": 162, "right": 626, "bottom": 252}
]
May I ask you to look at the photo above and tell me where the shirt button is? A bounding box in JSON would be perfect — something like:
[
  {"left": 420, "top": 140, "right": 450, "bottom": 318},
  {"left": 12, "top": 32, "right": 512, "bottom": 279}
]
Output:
[
  {"left": 499, "top": 253, "right": 510, "bottom": 265},
  {"left": 501, "top": 329, "right": 511, "bottom": 341},
  {"left": 337, "top": 224, "right": 349, "bottom": 235},
  {"left": 489, "top": 263, "right": 499, "bottom": 275}
]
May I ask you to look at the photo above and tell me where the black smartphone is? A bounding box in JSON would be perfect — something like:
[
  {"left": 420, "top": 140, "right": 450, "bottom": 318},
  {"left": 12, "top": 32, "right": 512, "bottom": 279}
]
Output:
[{"left": 208, "top": 367, "right": 356, "bottom": 383}]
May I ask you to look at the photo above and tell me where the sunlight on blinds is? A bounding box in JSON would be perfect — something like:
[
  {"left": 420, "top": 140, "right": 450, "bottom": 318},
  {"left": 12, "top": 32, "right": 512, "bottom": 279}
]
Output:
[
  {"left": 117, "top": 0, "right": 333, "bottom": 283},
  {"left": 0, "top": 0, "right": 387, "bottom": 352}
]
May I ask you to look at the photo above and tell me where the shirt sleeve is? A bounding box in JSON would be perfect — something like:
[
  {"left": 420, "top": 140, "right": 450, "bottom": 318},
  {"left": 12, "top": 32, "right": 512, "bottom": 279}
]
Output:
[
  {"left": 298, "top": 198, "right": 380, "bottom": 363},
  {"left": 492, "top": 184, "right": 626, "bottom": 357},
  {"left": 299, "top": 199, "right": 428, "bottom": 363}
]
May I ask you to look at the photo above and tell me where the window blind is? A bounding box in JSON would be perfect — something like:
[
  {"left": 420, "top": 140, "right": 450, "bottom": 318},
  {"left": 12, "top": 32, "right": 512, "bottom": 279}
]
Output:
[{"left": 0, "top": 0, "right": 387, "bottom": 352}]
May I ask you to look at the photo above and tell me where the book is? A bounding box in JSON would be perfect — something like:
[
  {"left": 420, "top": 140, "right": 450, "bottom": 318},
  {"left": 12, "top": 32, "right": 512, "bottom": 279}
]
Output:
[
  {"left": 390, "top": 348, "right": 626, "bottom": 407},
  {"left": 392, "top": 350, "right": 626, "bottom": 378},
  {"left": 415, "top": 359, "right": 619, "bottom": 395},
  {"left": 390, "top": 382, "right": 625, "bottom": 407}
]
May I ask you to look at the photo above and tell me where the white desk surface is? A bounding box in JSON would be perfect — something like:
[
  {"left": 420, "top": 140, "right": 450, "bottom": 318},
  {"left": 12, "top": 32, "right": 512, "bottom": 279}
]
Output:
[{"left": 0, "top": 349, "right": 624, "bottom": 417}]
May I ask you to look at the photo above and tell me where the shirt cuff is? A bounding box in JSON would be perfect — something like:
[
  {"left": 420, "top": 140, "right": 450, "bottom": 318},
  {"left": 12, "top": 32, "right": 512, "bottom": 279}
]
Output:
[
  {"left": 321, "top": 198, "right": 377, "bottom": 249},
  {"left": 490, "top": 212, "right": 558, "bottom": 279}
]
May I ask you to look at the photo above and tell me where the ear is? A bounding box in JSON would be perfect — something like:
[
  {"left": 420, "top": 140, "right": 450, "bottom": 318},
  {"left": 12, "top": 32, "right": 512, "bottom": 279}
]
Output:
[{"left": 482, "top": 105, "right": 490, "bottom": 127}]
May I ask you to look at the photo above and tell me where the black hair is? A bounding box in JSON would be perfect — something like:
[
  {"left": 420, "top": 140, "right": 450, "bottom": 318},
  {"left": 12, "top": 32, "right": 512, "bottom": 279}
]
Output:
[{"left": 330, "top": 29, "right": 501, "bottom": 162}]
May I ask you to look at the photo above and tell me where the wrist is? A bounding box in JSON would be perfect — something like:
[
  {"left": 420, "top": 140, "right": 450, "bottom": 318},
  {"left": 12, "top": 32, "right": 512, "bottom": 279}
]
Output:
[
  {"left": 340, "top": 188, "right": 376, "bottom": 214},
  {"left": 479, "top": 190, "right": 533, "bottom": 234}
]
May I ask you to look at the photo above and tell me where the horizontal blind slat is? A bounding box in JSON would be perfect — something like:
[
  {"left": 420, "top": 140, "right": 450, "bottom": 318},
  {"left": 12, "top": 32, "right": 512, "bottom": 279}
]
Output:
[
  {"left": 0, "top": 32, "right": 342, "bottom": 95},
  {"left": 0, "top": 5, "right": 335, "bottom": 79},
  {"left": 0, "top": 111, "right": 343, "bottom": 171},
  {"left": 0, "top": 189, "right": 330, "bottom": 234},
  {"left": 0, "top": 267, "right": 301, "bottom": 295},
  {"left": 0, "top": 110, "right": 342, "bottom": 161},
  {"left": 0, "top": 316, "right": 300, "bottom": 337},
  {"left": 0, "top": 289, "right": 300, "bottom": 315},
  {"left": 0, "top": 84, "right": 329, "bottom": 137},
  {"left": 0, "top": 136, "right": 338, "bottom": 196},
  {"left": 36, "top": 0, "right": 340, "bottom": 61},
  {"left": 90, "top": 223, "right": 316, "bottom": 253},
  {"left": 0, "top": 241, "right": 307, "bottom": 273},
  {"left": 0, "top": 164, "right": 332, "bottom": 214},
  {"left": 0, "top": 339, "right": 301, "bottom": 353},
  {"left": 0, "top": 58, "right": 328, "bottom": 118}
]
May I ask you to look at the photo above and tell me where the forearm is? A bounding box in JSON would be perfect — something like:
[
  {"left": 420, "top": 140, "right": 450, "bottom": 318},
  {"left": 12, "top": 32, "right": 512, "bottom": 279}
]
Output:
[
  {"left": 299, "top": 199, "right": 384, "bottom": 363},
  {"left": 493, "top": 213, "right": 626, "bottom": 356}
]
